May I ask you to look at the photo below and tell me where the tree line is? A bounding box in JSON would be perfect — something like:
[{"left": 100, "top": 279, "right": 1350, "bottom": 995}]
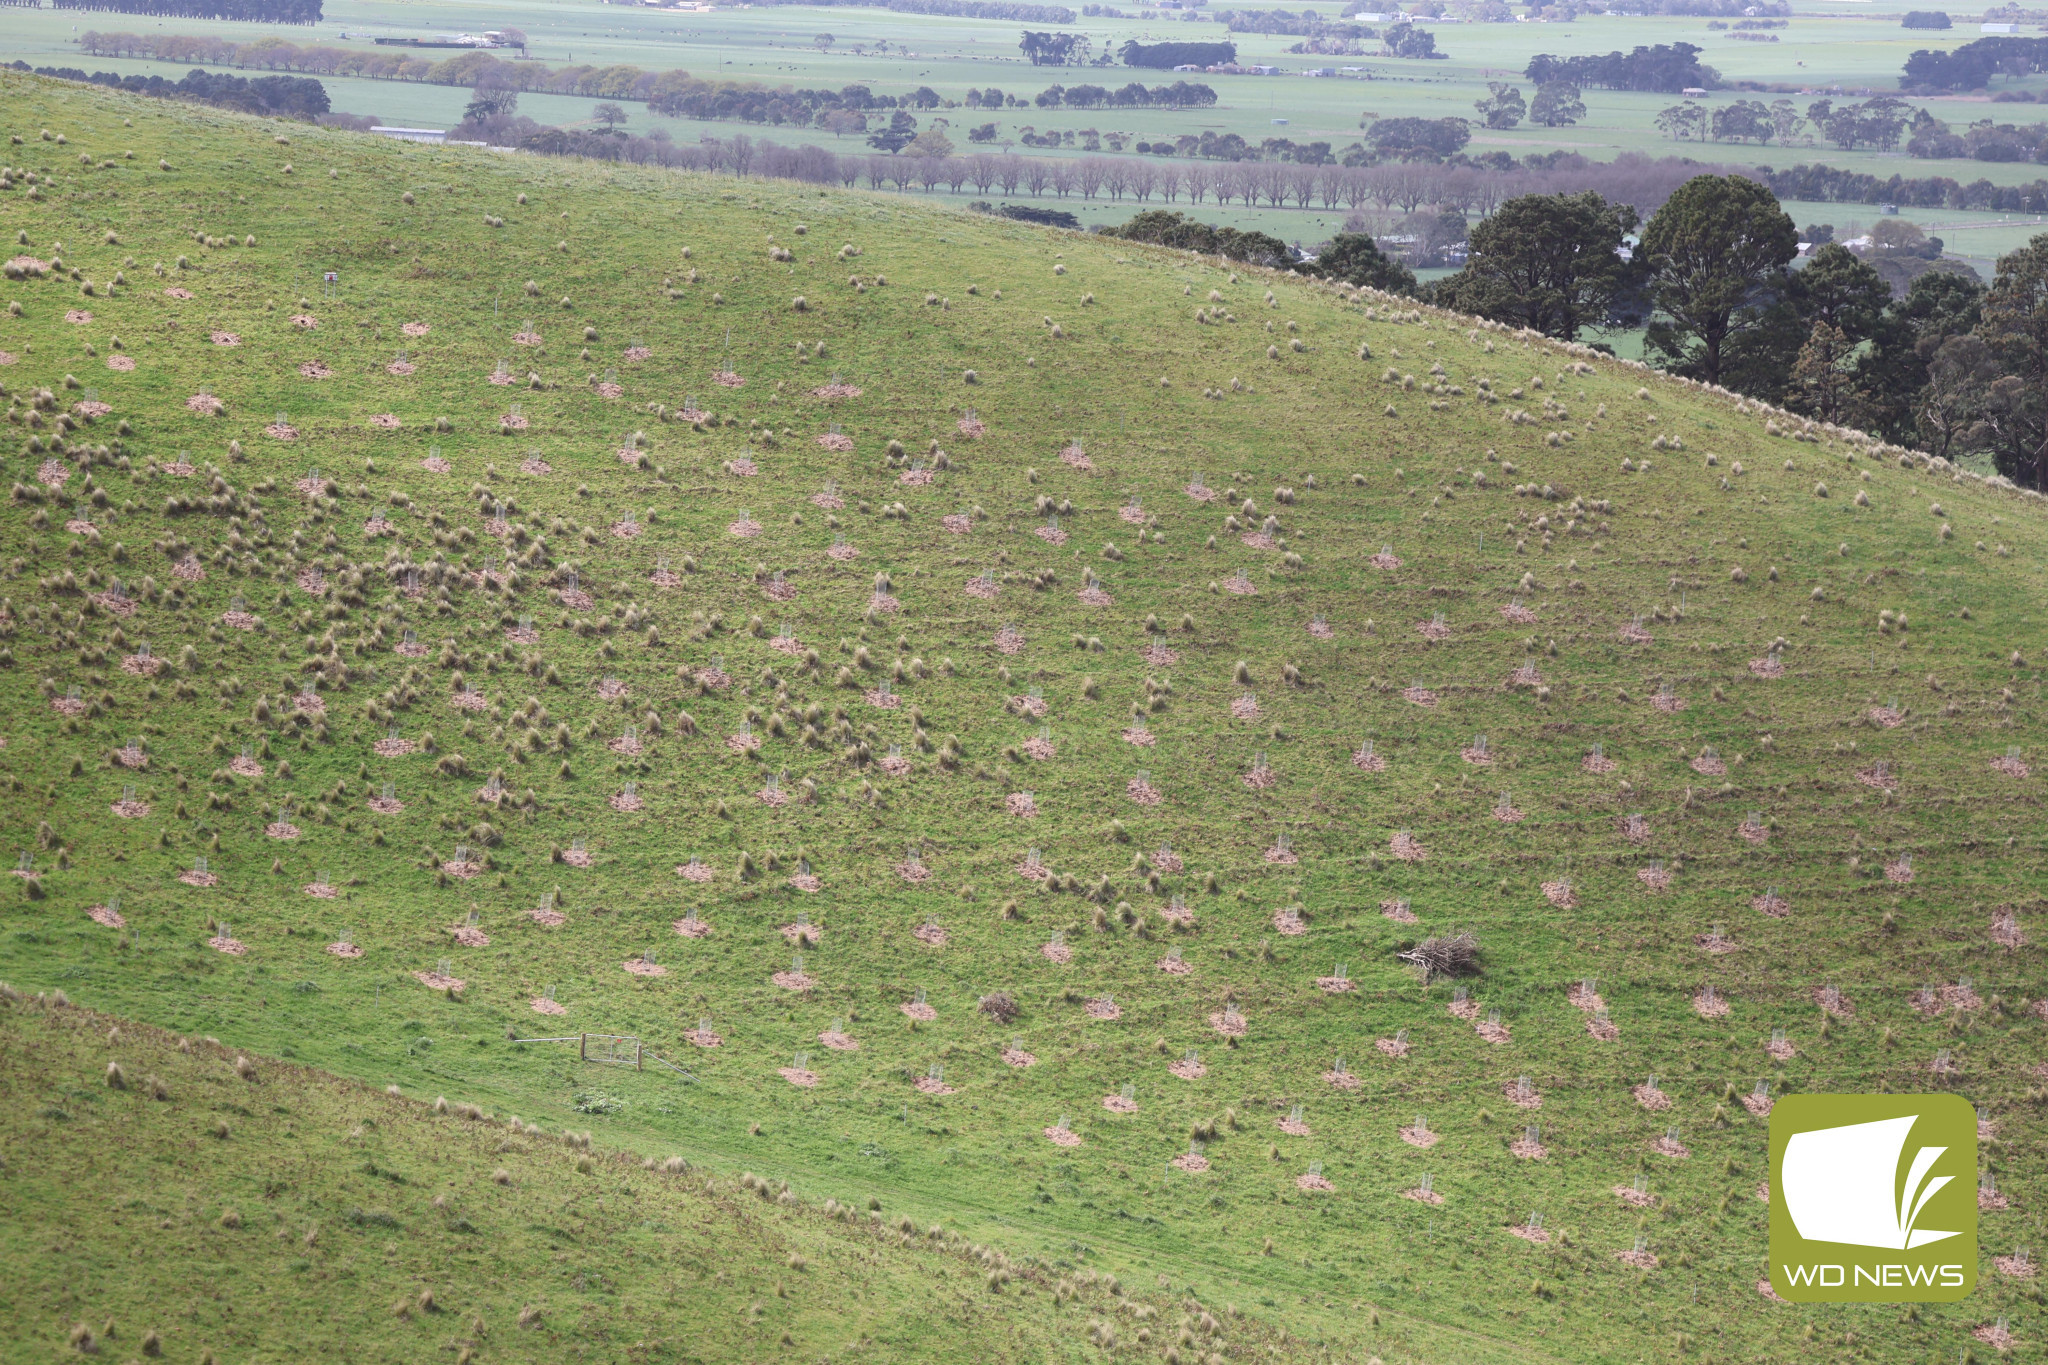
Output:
[
  {"left": 72, "top": 34, "right": 963, "bottom": 130},
  {"left": 1650, "top": 96, "right": 1911, "bottom": 152},
  {"left": 52, "top": 0, "right": 318, "bottom": 20},
  {"left": 1024, "top": 80, "right": 1217, "bottom": 109},
  {"left": 12, "top": 62, "right": 328, "bottom": 115},
  {"left": 1524, "top": 42, "right": 1715, "bottom": 94},
  {"left": 752, "top": 0, "right": 1076, "bottom": 18},
  {"left": 1901, "top": 35, "right": 2048, "bottom": 92},
  {"left": 1408, "top": 173, "right": 2048, "bottom": 490},
  {"left": 1760, "top": 162, "right": 2048, "bottom": 213}
]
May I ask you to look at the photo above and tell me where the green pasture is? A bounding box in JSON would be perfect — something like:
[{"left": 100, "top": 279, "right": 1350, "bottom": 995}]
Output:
[{"left": 0, "top": 70, "right": 2042, "bottom": 1363}]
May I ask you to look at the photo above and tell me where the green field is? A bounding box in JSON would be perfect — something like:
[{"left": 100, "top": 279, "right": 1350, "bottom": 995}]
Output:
[
  {"left": 2, "top": 997, "right": 1257, "bottom": 1363},
  {"left": 1, "top": 69, "right": 2045, "bottom": 1362},
  {"left": 10, "top": 0, "right": 2048, "bottom": 246}
]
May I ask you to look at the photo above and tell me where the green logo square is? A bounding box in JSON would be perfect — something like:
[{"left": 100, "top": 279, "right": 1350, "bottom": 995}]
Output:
[{"left": 1769, "top": 1094, "right": 1977, "bottom": 1302}]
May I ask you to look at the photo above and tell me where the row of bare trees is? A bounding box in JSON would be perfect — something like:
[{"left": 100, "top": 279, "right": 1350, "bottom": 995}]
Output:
[{"left": 527, "top": 125, "right": 1725, "bottom": 225}]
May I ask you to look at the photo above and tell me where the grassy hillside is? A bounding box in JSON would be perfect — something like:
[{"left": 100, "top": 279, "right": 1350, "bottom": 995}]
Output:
[
  {"left": 0, "top": 994, "right": 1262, "bottom": 1363},
  {"left": 1, "top": 71, "right": 2044, "bottom": 1363}
]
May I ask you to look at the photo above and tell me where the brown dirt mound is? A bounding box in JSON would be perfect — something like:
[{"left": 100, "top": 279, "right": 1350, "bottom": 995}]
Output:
[
  {"left": 107, "top": 354, "right": 135, "bottom": 371},
  {"left": 1633, "top": 1083, "right": 1672, "bottom": 1110},
  {"left": 820, "top": 1031, "right": 858, "bottom": 1052},
  {"left": 1085, "top": 998, "right": 1122, "bottom": 1021},
  {"left": 780, "top": 1067, "right": 821, "bottom": 1088},
  {"left": 1509, "top": 1138, "right": 1548, "bottom": 1160},
  {"left": 1102, "top": 1093, "right": 1138, "bottom": 1113},
  {"left": 1126, "top": 779, "right": 1163, "bottom": 806},
  {"left": 1390, "top": 832, "right": 1427, "bottom": 861},
  {"left": 1126, "top": 644, "right": 1182, "bottom": 675},
  {"left": 1044, "top": 1125, "right": 1080, "bottom": 1146}
]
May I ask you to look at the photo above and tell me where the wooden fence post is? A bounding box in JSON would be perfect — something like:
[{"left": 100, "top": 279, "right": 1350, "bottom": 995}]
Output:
[
  {"left": 636, "top": 1039, "right": 644, "bottom": 1071},
  {"left": 579, "top": 1032, "right": 587, "bottom": 1060}
]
